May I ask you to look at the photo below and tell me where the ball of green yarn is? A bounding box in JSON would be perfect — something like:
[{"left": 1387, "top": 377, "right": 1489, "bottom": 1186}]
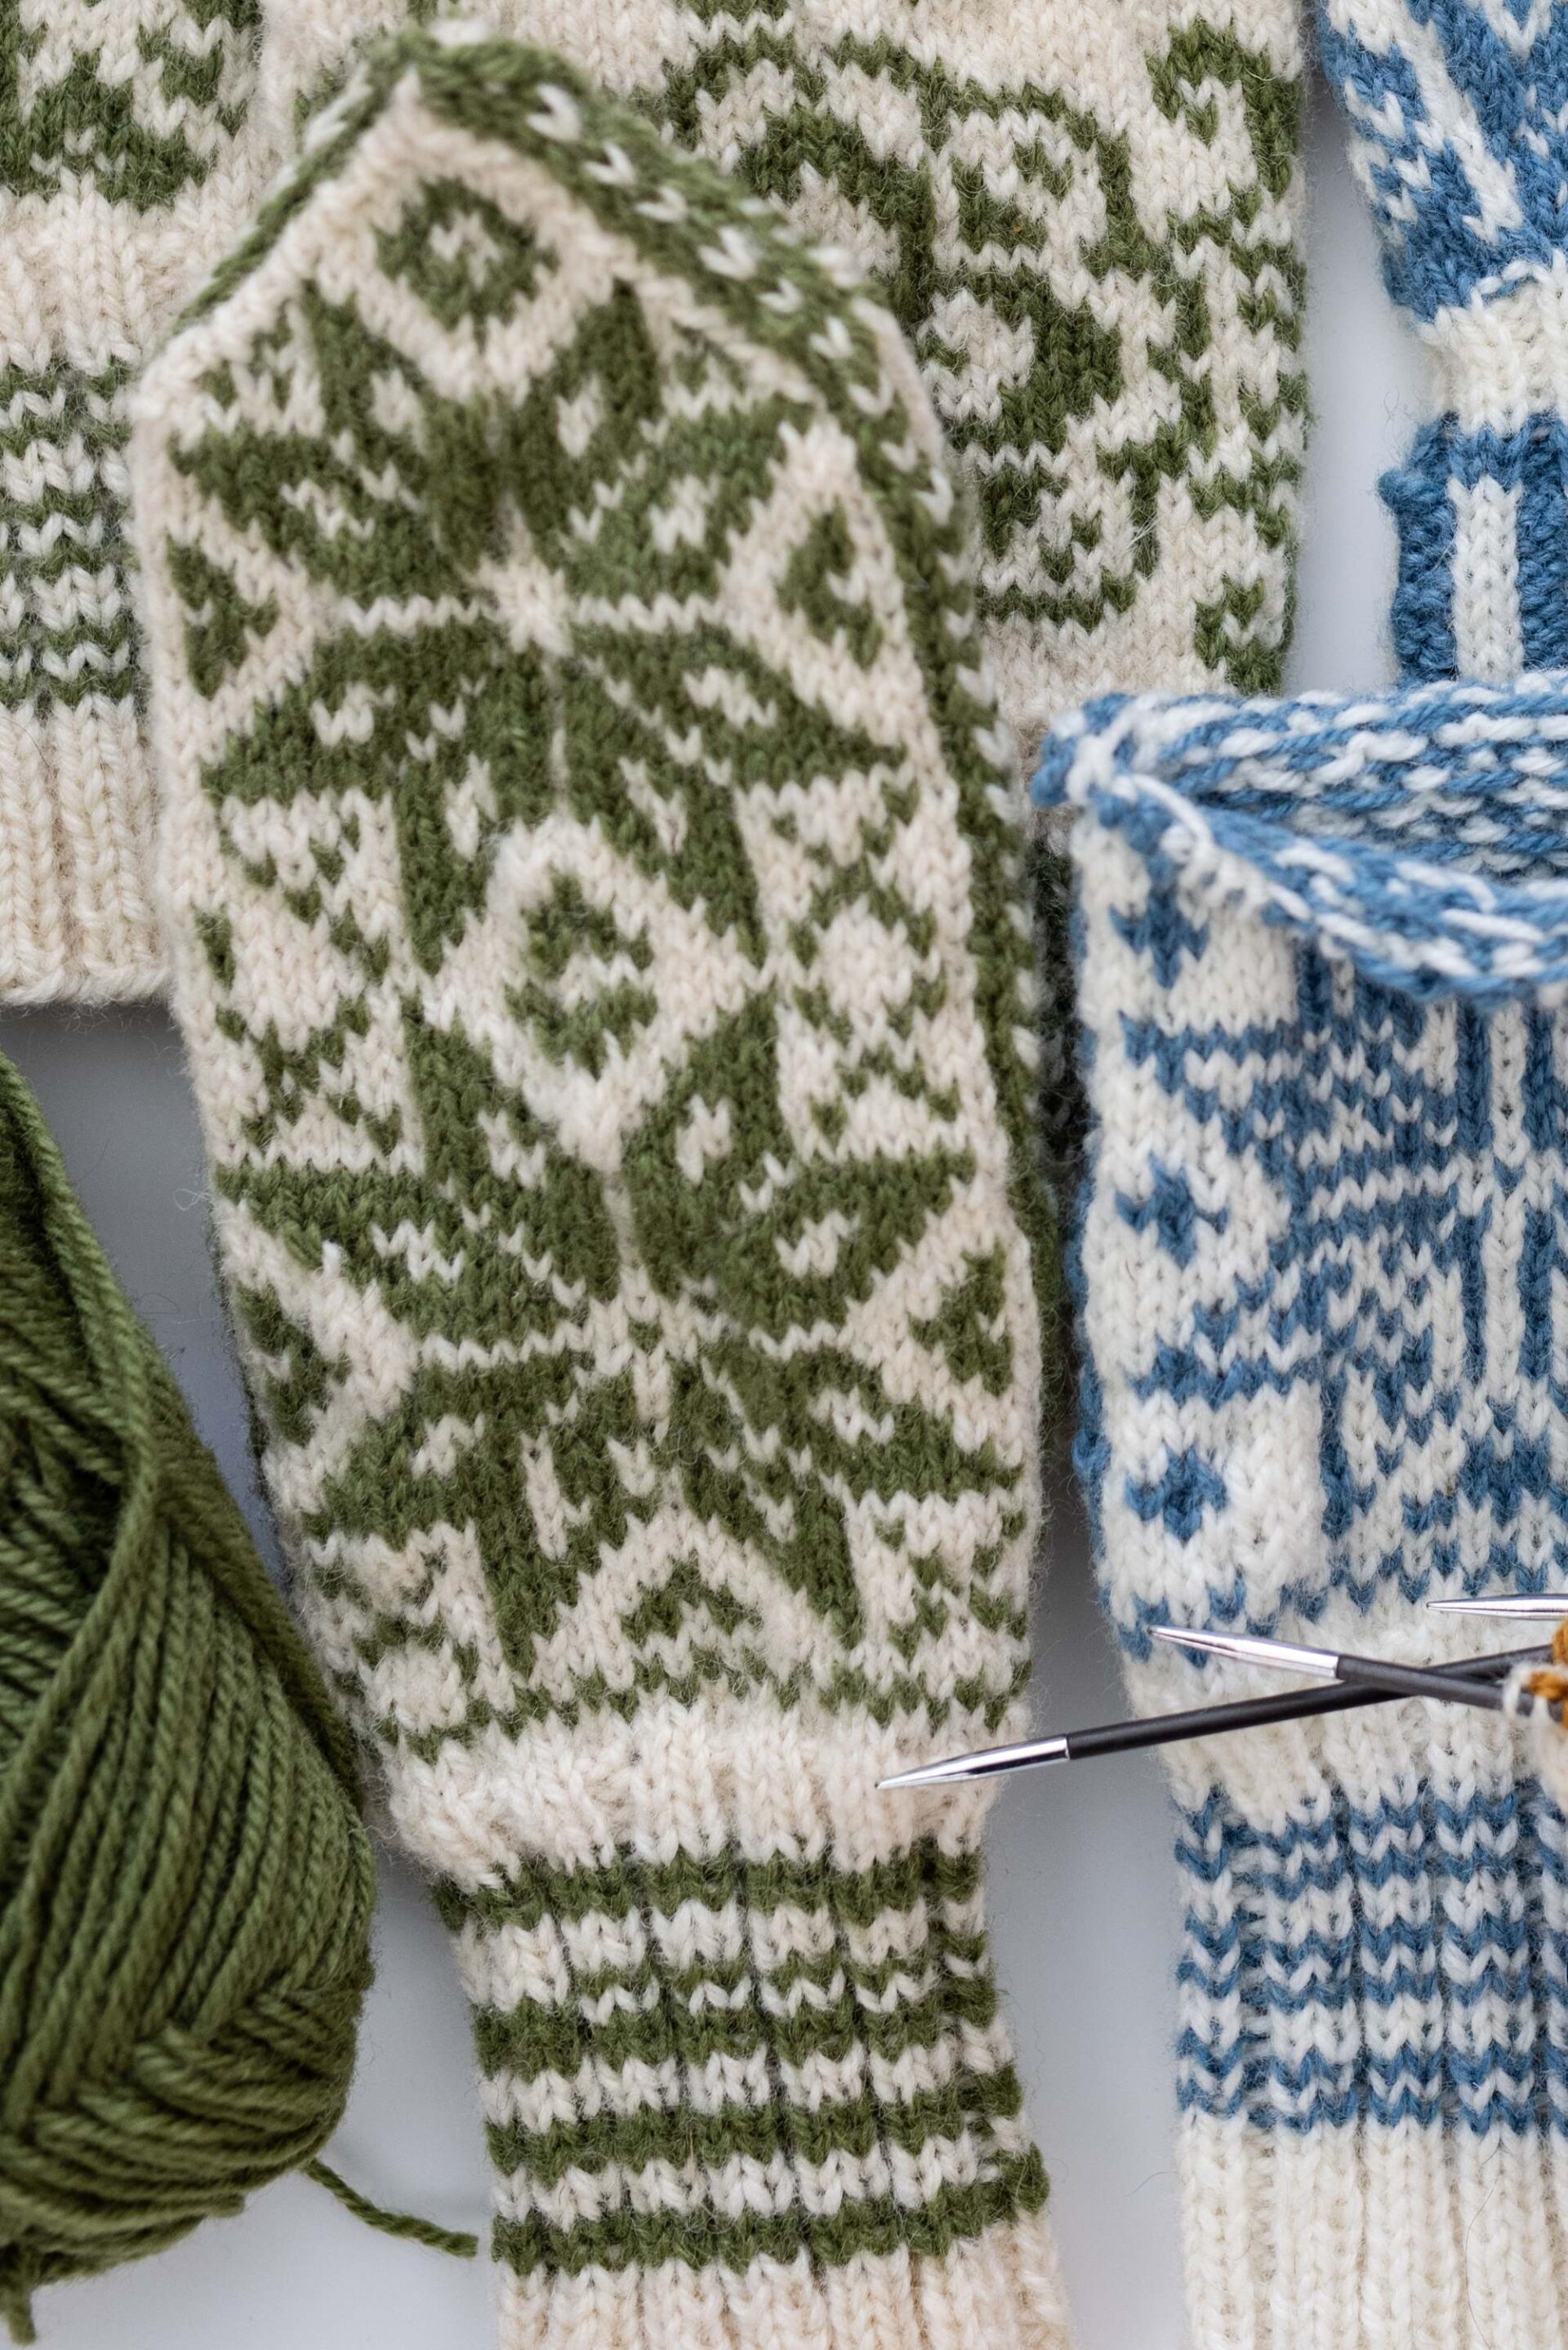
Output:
[{"left": 0, "top": 1052, "right": 377, "bottom": 2341}]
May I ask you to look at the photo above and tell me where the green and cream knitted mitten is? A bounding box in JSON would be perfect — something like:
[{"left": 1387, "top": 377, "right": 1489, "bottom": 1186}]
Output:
[
  {"left": 250, "top": 0, "right": 1309, "bottom": 760},
  {"left": 129, "top": 28, "right": 1069, "bottom": 2346},
  {"left": 0, "top": 0, "right": 271, "bottom": 1001}
]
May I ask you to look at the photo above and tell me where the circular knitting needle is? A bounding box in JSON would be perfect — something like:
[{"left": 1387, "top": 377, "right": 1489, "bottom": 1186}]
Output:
[
  {"left": 1428, "top": 1594, "right": 1568, "bottom": 1621},
  {"left": 876, "top": 1643, "right": 1544, "bottom": 1790},
  {"left": 1151, "top": 1623, "right": 1510, "bottom": 1710}
]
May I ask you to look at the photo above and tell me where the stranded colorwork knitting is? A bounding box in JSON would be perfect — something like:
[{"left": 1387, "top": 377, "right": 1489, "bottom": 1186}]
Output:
[
  {"left": 1040, "top": 680, "right": 1568, "bottom": 2349},
  {"left": 0, "top": 0, "right": 268, "bottom": 999},
  {"left": 1322, "top": 0, "right": 1568, "bottom": 680},
  {"left": 255, "top": 0, "right": 1309, "bottom": 756},
  {"left": 131, "top": 29, "right": 1070, "bottom": 2348}
]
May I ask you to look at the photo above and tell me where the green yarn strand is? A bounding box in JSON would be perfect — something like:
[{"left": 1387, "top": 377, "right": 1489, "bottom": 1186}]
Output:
[
  {"left": 0, "top": 1053, "right": 377, "bottom": 2338},
  {"left": 304, "top": 2161, "right": 478, "bottom": 2260}
]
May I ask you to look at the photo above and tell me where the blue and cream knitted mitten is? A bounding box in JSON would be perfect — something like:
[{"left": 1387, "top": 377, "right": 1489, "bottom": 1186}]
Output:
[
  {"left": 1041, "top": 679, "right": 1568, "bottom": 2348},
  {"left": 250, "top": 0, "right": 1310, "bottom": 754},
  {"left": 130, "top": 29, "right": 1071, "bottom": 2348},
  {"left": 1322, "top": 0, "right": 1568, "bottom": 680}
]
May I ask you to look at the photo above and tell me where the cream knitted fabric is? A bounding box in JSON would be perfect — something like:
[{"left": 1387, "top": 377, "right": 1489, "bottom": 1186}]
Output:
[
  {"left": 130, "top": 29, "right": 1071, "bottom": 2345},
  {"left": 0, "top": 0, "right": 272, "bottom": 999},
  {"left": 251, "top": 0, "right": 1310, "bottom": 760},
  {"left": 1321, "top": 0, "right": 1568, "bottom": 681},
  {"left": 1040, "top": 680, "right": 1568, "bottom": 2350}
]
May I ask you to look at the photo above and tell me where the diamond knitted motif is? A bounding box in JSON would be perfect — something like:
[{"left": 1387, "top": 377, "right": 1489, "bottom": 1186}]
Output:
[
  {"left": 0, "top": 0, "right": 271, "bottom": 999},
  {"left": 252, "top": 0, "right": 1309, "bottom": 760},
  {"left": 1321, "top": 0, "right": 1568, "bottom": 680},
  {"left": 131, "top": 29, "right": 1071, "bottom": 2348},
  {"left": 1040, "top": 679, "right": 1568, "bottom": 2349}
]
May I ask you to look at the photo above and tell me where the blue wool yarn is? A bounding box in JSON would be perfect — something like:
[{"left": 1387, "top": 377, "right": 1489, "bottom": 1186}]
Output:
[
  {"left": 1039, "top": 672, "right": 1568, "bottom": 2347},
  {"left": 1321, "top": 0, "right": 1568, "bottom": 679},
  {"left": 1036, "top": 28, "right": 1568, "bottom": 2339}
]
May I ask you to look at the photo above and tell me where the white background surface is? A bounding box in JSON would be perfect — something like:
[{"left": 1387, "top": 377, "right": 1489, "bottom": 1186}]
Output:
[{"left": 3, "top": 73, "right": 1430, "bottom": 2350}]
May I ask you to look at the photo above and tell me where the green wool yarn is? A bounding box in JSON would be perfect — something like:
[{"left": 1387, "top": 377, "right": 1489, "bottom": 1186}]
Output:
[{"left": 0, "top": 1051, "right": 379, "bottom": 2342}]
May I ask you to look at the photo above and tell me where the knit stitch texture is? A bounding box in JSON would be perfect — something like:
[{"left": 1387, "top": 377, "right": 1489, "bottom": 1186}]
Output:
[
  {"left": 0, "top": 1049, "right": 377, "bottom": 2340},
  {"left": 1322, "top": 0, "right": 1568, "bottom": 681},
  {"left": 252, "top": 0, "right": 1309, "bottom": 760},
  {"left": 0, "top": 0, "right": 274, "bottom": 998},
  {"left": 1039, "top": 677, "right": 1568, "bottom": 2348},
  {"left": 131, "top": 29, "right": 1070, "bottom": 2345}
]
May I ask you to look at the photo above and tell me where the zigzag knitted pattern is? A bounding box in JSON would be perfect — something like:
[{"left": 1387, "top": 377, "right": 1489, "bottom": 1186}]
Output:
[
  {"left": 1321, "top": 0, "right": 1568, "bottom": 680},
  {"left": 254, "top": 0, "right": 1309, "bottom": 757},
  {"left": 1039, "top": 678, "right": 1568, "bottom": 2348},
  {"left": 130, "top": 29, "right": 1070, "bottom": 2347},
  {"left": 0, "top": 0, "right": 271, "bottom": 999}
]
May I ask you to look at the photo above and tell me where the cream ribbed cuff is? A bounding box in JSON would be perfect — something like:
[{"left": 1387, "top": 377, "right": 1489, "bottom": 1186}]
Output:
[{"left": 0, "top": 701, "right": 164, "bottom": 1002}]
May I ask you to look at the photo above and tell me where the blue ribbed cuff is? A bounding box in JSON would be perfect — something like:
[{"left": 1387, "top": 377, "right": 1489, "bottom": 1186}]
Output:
[
  {"left": 1382, "top": 415, "right": 1568, "bottom": 680},
  {"left": 1175, "top": 1742, "right": 1568, "bottom": 2136}
]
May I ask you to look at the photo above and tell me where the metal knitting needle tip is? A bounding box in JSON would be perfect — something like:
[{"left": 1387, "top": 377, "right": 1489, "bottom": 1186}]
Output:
[
  {"left": 1150, "top": 1623, "right": 1508, "bottom": 1713},
  {"left": 1428, "top": 1594, "right": 1568, "bottom": 1621},
  {"left": 877, "top": 1640, "right": 1552, "bottom": 1788},
  {"left": 879, "top": 1737, "right": 1070, "bottom": 1790},
  {"left": 1149, "top": 1625, "right": 1339, "bottom": 1679}
]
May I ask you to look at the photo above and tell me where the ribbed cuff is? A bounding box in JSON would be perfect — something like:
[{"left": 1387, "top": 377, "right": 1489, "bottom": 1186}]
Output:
[
  {"left": 0, "top": 699, "right": 164, "bottom": 1003},
  {"left": 1383, "top": 270, "right": 1568, "bottom": 684},
  {"left": 1169, "top": 1701, "right": 1568, "bottom": 2348},
  {"left": 1, "top": 234, "right": 194, "bottom": 1004},
  {"left": 1381, "top": 412, "right": 1568, "bottom": 683},
  {"left": 1179, "top": 2112, "right": 1568, "bottom": 2348},
  {"left": 439, "top": 1839, "right": 1069, "bottom": 2349}
]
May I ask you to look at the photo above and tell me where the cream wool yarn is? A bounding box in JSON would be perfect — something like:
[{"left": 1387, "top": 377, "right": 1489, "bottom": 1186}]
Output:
[
  {"left": 1321, "top": 0, "right": 1568, "bottom": 682},
  {"left": 130, "top": 28, "right": 1072, "bottom": 2346},
  {"left": 250, "top": 0, "right": 1309, "bottom": 761},
  {"left": 1019, "top": 6, "right": 1568, "bottom": 2336},
  {"left": 1040, "top": 679, "right": 1568, "bottom": 2350},
  {"left": 0, "top": 0, "right": 274, "bottom": 1000}
]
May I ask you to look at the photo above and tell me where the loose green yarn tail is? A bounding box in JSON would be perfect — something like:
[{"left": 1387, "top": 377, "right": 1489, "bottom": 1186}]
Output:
[
  {"left": 0, "top": 2263, "right": 36, "bottom": 2346},
  {"left": 305, "top": 2161, "right": 478, "bottom": 2259},
  {"left": 0, "top": 1051, "right": 378, "bottom": 2339}
]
